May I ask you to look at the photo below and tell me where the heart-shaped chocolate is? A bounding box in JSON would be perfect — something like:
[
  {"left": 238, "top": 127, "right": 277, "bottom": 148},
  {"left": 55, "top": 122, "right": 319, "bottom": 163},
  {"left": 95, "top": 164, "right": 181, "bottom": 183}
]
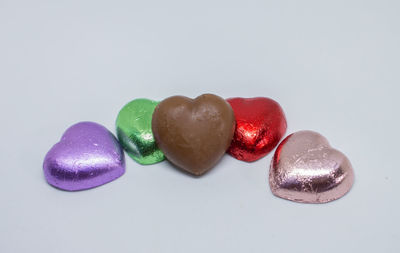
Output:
[
  {"left": 43, "top": 122, "right": 125, "bottom": 191},
  {"left": 152, "top": 94, "right": 235, "bottom": 176},
  {"left": 269, "top": 131, "right": 354, "bottom": 203},
  {"left": 227, "top": 97, "right": 287, "bottom": 162},
  {"left": 116, "top": 98, "right": 165, "bottom": 165}
]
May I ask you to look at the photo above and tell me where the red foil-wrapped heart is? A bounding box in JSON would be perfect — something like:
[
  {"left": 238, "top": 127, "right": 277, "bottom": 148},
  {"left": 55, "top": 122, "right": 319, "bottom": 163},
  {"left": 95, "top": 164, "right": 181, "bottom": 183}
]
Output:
[{"left": 227, "top": 97, "right": 287, "bottom": 162}]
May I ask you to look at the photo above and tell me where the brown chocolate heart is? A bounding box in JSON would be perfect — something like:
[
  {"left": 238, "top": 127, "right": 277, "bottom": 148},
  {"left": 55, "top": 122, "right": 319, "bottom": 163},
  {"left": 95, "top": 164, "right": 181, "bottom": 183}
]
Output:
[{"left": 152, "top": 94, "right": 235, "bottom": 176}]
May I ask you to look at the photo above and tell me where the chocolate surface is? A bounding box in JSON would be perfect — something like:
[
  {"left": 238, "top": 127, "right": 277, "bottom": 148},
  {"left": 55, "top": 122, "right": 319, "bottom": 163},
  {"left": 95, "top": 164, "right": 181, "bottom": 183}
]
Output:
[{"left": 152, "top": 94, "right": 235, "bottom": 176}]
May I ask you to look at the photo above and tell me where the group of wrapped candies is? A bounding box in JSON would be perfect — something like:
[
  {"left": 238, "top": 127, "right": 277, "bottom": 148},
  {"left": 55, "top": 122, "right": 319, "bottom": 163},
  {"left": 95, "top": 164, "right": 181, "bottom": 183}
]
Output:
[{"left": 43, "top": 94, "right": 354, "bottom": 203}]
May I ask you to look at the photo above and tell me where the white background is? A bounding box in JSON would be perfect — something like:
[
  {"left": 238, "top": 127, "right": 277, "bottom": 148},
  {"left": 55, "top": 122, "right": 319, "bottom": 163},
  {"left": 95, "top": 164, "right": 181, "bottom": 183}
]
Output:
[{"left": 0, "top": 0, "right": 399, "bottom": 252}]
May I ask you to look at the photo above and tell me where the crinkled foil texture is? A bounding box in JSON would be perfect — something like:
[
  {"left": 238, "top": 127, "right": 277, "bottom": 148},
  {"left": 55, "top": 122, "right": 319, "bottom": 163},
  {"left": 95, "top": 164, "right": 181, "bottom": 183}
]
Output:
[
  {"left": 43, "top": 122, "right": 125, "bottom": 191},
  {"left": 116, "top": 99, "right": 165, "bottom": 165},
  {"left": 269, "top": 131, "right": 354, "bottom": 203},
  {"left": 227, "top": 97, "right": 287, "bottom": 162}
]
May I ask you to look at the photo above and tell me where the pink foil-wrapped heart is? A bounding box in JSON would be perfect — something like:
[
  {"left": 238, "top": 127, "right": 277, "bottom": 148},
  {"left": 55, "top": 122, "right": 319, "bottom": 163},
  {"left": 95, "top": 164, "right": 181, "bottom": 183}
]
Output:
[{"left": 269, "top": 130, "right": 354, "bottom": 203}]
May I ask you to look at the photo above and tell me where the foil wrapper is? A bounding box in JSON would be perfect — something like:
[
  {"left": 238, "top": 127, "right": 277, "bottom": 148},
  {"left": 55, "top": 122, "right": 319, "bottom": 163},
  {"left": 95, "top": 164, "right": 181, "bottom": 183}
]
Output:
[
  {"left": 227, "top": 97, "right": 287, "bottom": 162},
  {"left": 43, "top": 122, "right": 125, "bottom": 191},
  {"left": 116, "top": 98, "right": 165, "bottom": 165},
  {"left": 269, "top": 130, "right": 354, "bottom": 203}
]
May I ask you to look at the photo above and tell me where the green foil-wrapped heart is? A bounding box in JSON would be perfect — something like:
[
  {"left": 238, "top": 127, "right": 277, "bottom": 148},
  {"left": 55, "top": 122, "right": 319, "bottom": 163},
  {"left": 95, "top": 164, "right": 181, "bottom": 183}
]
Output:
[{"left": 116, "top": 98, "right": 165, "bottom": 165}]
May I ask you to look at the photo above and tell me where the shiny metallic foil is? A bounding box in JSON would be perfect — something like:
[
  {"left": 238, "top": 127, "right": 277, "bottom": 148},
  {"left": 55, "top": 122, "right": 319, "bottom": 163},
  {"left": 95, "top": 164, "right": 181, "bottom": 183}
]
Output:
[
  {"left": 269, "top": 130, "right": 354, "bottom": 203},
  {"left": 116, "top": 98, "right": 165, "bottom": 165},
  {"left": 43, "top": 122, "right": 125, "bottom": 191},
  {"left": 227, "top": 97, "right": 287, "bottom": 162}
]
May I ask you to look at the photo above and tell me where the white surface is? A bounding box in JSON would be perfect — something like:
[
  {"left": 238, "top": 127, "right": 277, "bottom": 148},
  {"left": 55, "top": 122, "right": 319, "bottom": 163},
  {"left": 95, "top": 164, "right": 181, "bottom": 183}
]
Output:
[{"left": 0, "top": 1, "right": 399, "bottom": 252}]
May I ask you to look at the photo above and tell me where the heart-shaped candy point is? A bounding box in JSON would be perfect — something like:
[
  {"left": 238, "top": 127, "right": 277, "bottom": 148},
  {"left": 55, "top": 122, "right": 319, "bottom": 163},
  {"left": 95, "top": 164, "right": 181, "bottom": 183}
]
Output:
[
  {"left": 227, "top": 97, "right": 287, "bottom": 162},
  {"left": 269, "top": 130, "right": 354, "bottom": 203},
  {"left": 43, "top": 122, "right": 125, "bottom": 191},
  {"left": 152, "top": 94, "right": 236, "bottom": 176},
  {"left": 116, "top": 98, "right": 165, "bottom": 165}
]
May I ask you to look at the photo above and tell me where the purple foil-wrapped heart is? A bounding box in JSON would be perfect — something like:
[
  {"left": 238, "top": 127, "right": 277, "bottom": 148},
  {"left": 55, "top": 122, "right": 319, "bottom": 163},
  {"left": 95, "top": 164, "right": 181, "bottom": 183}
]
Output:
[{"left": 43, "top": 122, "right": 125, "bottom": 191}]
